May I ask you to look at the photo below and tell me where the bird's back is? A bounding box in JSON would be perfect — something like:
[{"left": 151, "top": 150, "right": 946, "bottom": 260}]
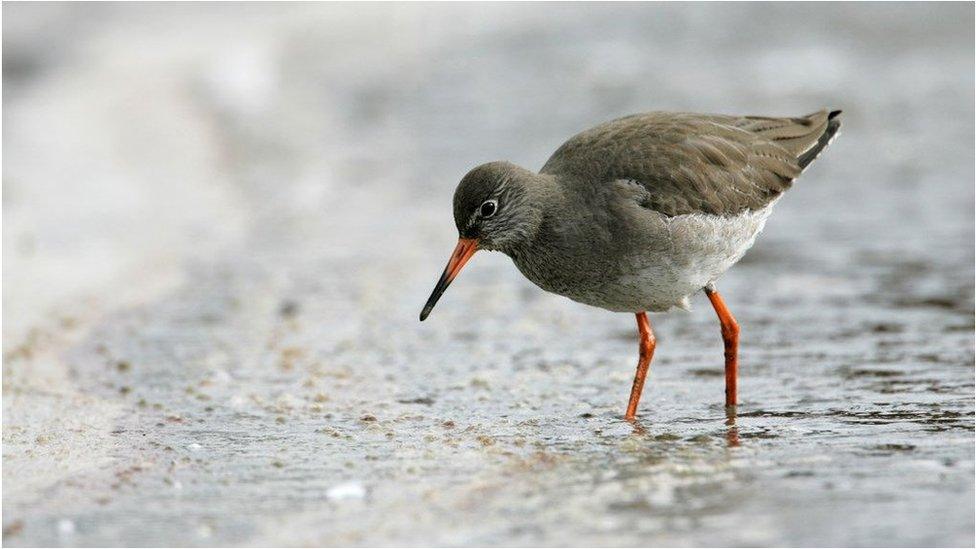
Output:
[{"left": 541, "top": 110, "right": 841, "bottom": 217}]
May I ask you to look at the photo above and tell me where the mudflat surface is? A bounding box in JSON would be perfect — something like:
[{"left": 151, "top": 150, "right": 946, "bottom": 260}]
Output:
[{"left": 3, "top": 4, "right": 974, "bottom": 546}]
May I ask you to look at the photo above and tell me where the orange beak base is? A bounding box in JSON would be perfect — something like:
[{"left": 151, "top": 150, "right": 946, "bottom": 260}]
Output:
[{"left": 419, "top": 238, "right": 479, "bottom": 321}]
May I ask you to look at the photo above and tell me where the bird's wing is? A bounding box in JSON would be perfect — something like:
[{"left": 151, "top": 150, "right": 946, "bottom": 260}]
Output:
[{"left": 540, "top": 110, "right": 840, "bottom": 217}]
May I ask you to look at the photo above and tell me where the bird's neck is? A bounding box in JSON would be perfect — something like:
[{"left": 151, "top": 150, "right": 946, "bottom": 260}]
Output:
[{"left": 499, "top": 171, "right": 562, "bottom": 257}]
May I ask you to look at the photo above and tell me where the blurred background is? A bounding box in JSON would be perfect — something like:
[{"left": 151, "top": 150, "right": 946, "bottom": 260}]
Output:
[{"left": 3, "top": 3, "right": 973, "bottom": 546}]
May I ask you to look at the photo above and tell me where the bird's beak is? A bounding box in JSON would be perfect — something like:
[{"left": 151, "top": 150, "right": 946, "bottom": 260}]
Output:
[{"left": 419, "top": 238, "right": 479, "bottom": 321}]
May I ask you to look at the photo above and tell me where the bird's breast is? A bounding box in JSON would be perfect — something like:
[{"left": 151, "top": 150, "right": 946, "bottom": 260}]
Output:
[{"left": 507, "top": 199, "right": 778, "bottom": 313}]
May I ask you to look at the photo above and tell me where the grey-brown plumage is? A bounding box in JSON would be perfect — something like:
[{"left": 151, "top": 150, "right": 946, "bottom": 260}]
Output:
[{"left": 541, "top": 109, "right": 841, "bottom": 217}]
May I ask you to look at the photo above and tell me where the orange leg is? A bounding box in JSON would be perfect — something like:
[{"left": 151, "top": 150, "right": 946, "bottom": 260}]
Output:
[
  {"left": 624, "top": 312, "right": 656, "bottom": 420},
  {"left": 705, "top": 287, "right": 739, "bottom": 407}
]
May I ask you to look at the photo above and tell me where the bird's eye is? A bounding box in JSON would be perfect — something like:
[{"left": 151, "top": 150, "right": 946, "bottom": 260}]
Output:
[{"left": 479, "top": 199, "right": 498, "bottom": 218}]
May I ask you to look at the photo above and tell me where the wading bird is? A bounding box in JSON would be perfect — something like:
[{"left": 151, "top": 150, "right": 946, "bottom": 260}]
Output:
[{"left": 420, "top": 110, "right": 841, "bottom": 419}]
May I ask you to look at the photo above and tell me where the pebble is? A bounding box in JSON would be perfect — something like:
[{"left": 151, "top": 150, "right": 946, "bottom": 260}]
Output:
[{"left": 326, "top": 481, "right": 366, "bottom": 501}]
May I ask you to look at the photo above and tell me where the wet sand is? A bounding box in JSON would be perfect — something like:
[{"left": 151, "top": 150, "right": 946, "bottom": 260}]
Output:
[{"left": 3, "top": 3, "right": 974, "bottom": 546}]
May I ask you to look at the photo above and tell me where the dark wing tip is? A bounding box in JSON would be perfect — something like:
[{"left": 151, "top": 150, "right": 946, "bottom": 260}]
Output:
[{"left": 798, "top": 111, "right": 842, "bottom": 169}]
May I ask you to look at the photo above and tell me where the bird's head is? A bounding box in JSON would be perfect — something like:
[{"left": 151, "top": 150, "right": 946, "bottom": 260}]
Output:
[
  {"left": 452, "top": 161, "right": 543, "bottom": 252},
  {"left": 420, "top": 161, "right": 546, "bottom": 321}
]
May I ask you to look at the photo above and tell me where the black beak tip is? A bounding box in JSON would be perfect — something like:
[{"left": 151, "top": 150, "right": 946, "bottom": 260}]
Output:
[{"left": 419, "top": 305, "right": 432, "bottom": 322}]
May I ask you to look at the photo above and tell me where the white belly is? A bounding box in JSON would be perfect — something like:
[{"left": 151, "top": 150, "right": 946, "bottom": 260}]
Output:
[{"left": 612, "top": 200, "right": 778, "bottom": 312}]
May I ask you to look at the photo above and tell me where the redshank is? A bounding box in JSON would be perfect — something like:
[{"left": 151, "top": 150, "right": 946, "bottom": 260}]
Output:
[{"left": 420, "top": 109, "right": 841, "bottom": 419}]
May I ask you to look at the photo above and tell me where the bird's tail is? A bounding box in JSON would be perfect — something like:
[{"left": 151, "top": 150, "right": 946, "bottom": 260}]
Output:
[{"left": 798, "top": 109, "right": 842, "bottom": 170}]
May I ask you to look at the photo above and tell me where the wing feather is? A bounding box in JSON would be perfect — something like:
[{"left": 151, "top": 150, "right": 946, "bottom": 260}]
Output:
[{"left": 541, "top": 110, "right": 838, "bottom": 216}]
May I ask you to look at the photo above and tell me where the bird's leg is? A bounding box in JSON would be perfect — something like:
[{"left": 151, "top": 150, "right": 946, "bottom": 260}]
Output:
[
  {"left": 624, "top": 312, "right": 656, "bottom": 420},
  {"left": 704, "top": 287, "right": 739, "bottom": 407}
]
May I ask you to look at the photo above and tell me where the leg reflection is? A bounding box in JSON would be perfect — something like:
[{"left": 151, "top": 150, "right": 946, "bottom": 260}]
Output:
[
  {"left": 725, "top": 406, "right": 740, "bottom": 448},
  {"left": 626, "top": 416, "right": 648, "bottom": 436}
]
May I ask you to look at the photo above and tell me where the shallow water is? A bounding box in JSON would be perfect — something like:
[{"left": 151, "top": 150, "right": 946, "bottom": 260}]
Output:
[{"left": 3, "top": 3, "right": 974, "bottom": 546}]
